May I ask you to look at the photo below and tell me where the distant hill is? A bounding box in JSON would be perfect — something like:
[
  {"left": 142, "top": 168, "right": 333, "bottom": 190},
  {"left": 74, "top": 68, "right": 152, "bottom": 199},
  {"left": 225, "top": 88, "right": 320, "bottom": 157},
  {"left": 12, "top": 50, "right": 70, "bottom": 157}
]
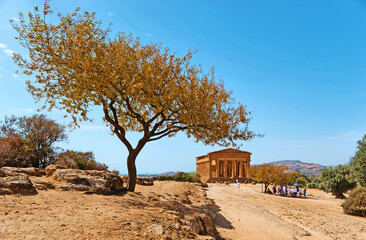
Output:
[
  {"left": 138, "top": 171, "right": 177, "bottom": 177},
  {"left": 156, "top": 171, "right": 177, "bottom": 177},
  {"left": 267, "top": 160, "right": 324, "bottom": 176}
]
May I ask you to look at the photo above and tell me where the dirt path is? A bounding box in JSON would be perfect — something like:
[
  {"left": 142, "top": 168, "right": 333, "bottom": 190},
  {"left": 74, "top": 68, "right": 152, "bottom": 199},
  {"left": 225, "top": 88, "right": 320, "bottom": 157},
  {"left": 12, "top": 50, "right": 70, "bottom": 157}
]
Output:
[{"left": 206, "top": 183, "right": 366, "bottom": 240}]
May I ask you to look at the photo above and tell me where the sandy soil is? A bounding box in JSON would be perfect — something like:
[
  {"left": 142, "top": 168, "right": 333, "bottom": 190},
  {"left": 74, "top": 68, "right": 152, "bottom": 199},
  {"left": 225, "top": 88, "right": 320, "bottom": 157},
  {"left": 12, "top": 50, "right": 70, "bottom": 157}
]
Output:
[
  {"left": 2, "top": 178, "right": 366, "bottom": 240},
  {"left": 207, "top": 183, "right": 366, "bottom": 240},
  {"left": 0, "top": 178, "right": 209, "bottom": 240}
]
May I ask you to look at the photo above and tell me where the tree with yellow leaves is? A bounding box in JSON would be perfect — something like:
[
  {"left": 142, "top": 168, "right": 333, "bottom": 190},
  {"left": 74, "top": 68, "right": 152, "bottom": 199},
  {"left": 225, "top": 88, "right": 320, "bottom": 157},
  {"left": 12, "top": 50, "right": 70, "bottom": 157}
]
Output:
[
  {"left": 250, "top": 164, "right": 288, "bottom": 192},
  {"left": 11, "top": 1, "right": 258, "bottom": 191}
]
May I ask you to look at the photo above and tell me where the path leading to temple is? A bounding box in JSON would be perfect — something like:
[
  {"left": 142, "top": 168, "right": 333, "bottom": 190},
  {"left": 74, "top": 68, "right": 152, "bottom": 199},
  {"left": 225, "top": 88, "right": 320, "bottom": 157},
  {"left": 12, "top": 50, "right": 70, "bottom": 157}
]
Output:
[{"left": 206, "top": 183, "right": 366, "bottom": 240}]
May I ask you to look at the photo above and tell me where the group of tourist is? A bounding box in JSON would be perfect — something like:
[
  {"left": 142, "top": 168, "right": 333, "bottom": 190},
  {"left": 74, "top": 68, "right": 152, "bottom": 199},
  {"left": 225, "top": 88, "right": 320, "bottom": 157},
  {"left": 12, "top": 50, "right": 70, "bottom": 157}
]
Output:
[{"left": 267, "top": 184, "right": 307, "bottom": 198}]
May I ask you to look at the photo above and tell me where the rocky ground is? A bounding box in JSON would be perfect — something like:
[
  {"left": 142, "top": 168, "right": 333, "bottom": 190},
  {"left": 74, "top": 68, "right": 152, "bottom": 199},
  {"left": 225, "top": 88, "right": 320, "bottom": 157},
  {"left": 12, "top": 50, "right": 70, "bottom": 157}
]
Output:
[
  {"left": 2, "top": 166, "right": 366, "bottom": 240},
  {"left": 207, "top": 183, "right": 366, "bottom": 240},
  {"left": 0, "top": 167, "right": 216, "bottom": 240}
]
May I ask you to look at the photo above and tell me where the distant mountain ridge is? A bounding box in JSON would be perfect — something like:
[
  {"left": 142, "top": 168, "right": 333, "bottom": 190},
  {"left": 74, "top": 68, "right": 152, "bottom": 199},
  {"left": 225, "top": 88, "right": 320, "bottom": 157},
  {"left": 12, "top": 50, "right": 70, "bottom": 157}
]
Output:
[
  {"left": 267, "top": 160, "right": 324, "bottom": 176},
  {"left": 138, "top": 171, "right": 177, "bottom": 177}
]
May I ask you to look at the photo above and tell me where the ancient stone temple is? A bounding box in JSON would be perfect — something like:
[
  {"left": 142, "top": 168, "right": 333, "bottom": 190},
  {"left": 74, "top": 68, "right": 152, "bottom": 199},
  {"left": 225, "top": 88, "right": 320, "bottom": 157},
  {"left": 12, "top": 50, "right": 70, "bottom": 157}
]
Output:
[{"left": 196, "top": 148, "right": 251, "bottom": 183}]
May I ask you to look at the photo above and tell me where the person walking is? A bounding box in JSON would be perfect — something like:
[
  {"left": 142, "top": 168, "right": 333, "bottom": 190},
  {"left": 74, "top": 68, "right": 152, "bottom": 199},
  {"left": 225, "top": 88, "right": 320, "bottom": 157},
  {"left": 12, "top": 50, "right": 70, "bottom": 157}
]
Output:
[
  {"left": 236, "top": 179, "right": 240, "bottom": 191},
  {"left": 304, "top": 188, "right": 307, "bottom": 198}
]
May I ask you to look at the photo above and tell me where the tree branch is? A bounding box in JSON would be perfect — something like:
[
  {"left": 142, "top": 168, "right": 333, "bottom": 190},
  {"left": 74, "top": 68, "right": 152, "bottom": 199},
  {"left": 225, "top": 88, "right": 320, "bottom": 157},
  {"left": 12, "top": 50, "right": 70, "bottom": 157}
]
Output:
[{"left": 103, "top": 100, "right": 133, "bottom": 152}]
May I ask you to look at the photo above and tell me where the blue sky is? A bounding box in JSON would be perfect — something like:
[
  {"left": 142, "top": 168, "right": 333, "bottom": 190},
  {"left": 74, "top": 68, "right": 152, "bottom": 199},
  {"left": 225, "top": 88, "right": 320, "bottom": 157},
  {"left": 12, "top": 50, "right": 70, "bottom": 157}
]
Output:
[{"left": 0, "top": 0, "right": 365, "bottom": 174}]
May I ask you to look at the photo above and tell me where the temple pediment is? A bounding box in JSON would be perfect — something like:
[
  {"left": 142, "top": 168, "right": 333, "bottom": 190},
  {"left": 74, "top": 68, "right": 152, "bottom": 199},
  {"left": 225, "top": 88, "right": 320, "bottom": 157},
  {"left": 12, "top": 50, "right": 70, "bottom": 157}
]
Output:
[{"left": 208, "top": 148, "right": 251, "bottom": 155}]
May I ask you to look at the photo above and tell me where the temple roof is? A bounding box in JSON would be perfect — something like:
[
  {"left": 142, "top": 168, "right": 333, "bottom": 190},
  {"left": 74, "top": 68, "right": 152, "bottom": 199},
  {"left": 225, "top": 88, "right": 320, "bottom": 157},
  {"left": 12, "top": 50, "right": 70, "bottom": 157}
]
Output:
[
  {"left": 196, "top": 148, "right": 252, "bottom": 159},
  {"left": 207, "top": 148, "right": 252, "bottom": 155}
]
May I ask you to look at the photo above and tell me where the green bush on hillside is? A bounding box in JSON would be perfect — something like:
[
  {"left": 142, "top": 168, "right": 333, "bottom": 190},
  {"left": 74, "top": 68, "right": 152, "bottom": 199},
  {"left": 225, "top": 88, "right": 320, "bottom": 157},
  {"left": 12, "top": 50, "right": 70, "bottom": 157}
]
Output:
[
  {"left": 153, "top": 172, "right": 201, "bottom": 183},
  {"left": 342, "top": 187, "right": 366, "bottom": 217},
  {"left": 173, "top": 172, "right": 185, "bottom": 181},
  {"left": 190, "top": 172, "right": 201, "bottom": 182},
  {"left": 55, "top": 150, "right": 108, "bottom": 171}
]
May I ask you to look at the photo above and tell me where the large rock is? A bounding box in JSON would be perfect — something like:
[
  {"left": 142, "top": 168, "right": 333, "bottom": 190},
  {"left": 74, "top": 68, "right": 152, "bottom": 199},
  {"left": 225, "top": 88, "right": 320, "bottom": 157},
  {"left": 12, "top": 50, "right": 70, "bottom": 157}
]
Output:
[
  {"left": 136, "top": 177, "right": 154, "bottom": 186},
  {"left": 0, "top": 176, "right": 37, "bottom": 195},
  {"left": 31, "top": 179, "right": 55, "bottom": 190},
  {"left": 0, "top": 169, "right": 6, "bottom": 177},
  {"left": 45, "top": 165, "right": 65, "bottom": 176},
  {"left": 183, "top": 212, "right": 217, "bottom": 237},
  {"left": 1, "top": 167, "right": 43, "bottom": 177},
  {"left": 148, "top": 224, "right": 164, "bottom": 235},
  {"left": 53, "top": 169, "right": 124, "bottom": 194}
]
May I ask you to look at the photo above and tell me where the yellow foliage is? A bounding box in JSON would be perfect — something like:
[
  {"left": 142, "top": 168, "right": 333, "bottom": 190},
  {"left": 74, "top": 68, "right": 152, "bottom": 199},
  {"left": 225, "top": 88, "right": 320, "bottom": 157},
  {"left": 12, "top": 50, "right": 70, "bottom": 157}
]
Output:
[
  {"left": 11, "top": 2, "right": 259, "bottom": 190},
  {"left": 11, "top": 2, "right": 257, "bottom": 149},
  {"left": 250, "top": 164, "right": 288, "bottom": 191}
]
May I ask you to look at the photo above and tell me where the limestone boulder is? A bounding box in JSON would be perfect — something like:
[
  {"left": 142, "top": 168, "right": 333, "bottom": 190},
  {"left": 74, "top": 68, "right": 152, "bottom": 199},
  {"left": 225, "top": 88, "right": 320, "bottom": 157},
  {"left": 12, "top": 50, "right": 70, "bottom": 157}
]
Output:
[
  {"left": 148, "top": 224, "right": 164, "bottom": 235},
  {"left": 0, "top": 176, "right": 37, "bottom": 195},
  {"left": 0, "top": 169, "right": 6, "bottom": 177},
  {"left": 53, "top": 169, "right": 124, "bottom": 194},
  {"left": 1, "top": 167, "right": 43, "bottom": 177},
  {"left": 45, "top": 165, "right": 65, "bottom": 176},
  {"left": 59, "top": 184, "right": 90, "bottom": 191},
  {"left": 136, "top": 177, "right": 154, "bottom": 186},
  {"left": 183, "top": 212, "right": 217, "bottom": 237},
  {"left": 31, "top": 179, "right": 55, "bottom": 190}
]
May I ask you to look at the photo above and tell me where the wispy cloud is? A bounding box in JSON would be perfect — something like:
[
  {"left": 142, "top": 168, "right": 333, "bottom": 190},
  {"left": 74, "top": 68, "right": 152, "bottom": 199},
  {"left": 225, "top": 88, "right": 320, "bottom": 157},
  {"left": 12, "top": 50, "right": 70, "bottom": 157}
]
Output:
[
  {"left": 0, "top": 43, "right": 16, "bottom": 57},
  {"left": 107, "top": 11, "right": 114, "bottom": 17},
  {"left": 145, "top": 33, "right": 153, "bottom": 37},
  {"left": 79, "top": 125, "right": 109, "bottom": 131},
  {"left": 4, "top": 49, "right": 15, "bottom": 56}
]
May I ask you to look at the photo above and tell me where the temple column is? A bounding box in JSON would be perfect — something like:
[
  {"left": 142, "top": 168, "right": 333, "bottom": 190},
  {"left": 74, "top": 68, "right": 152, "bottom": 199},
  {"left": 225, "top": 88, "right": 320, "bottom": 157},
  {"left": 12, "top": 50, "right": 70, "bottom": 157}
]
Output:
[
  {"left": 232, "top": 161, "right": 236, "bottom": 178},
  {"left": 239, "top": 161, "right": 243, "bottom": 177},
  {"left": 241, "top": 161, "right": 245, "bottom": 177},
  {"left": 246, "top": 161, "right": 250, "bottom": 177},
  {"left": 223, "top": 161, "right": 227, "bottom": 177},
  {"left": 209, "top": 161, "right": 212, "bottom": 178},
  {"left": 216, "top": 160, "right": 219, "bottom": 178}
]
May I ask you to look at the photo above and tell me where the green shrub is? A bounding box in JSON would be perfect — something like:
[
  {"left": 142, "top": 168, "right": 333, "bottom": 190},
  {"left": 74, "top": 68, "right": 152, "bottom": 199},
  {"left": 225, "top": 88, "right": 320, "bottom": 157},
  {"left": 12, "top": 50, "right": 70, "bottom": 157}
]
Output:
[
  {"left": 182, "top": 173, "right": 193, "bottom": 182},
  {"left": 295, "top": 176, "right": 308, "bottom": 188},
  {"left": 342, "top": 187, "right": 366, "bottom": 217},
  {"left": 154, "top": 172, "right": 200, "bottom": 183},
  {"left": 57, "top": 150, "right": 108, "bottom": 171},
  {"left": 190, "top": 172, "right": 201, "bottom": 183},
  {"left": 173, "top": 172, "right": 185, "bottom": 181},
  {"left": 307, "top": 182, "right": 318, "bottom": 189}
]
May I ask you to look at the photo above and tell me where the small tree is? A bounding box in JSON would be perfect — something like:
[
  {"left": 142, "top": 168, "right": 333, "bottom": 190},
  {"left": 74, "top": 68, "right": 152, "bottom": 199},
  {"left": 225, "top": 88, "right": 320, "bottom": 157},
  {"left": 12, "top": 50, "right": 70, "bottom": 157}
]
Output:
[
  {"left": 287, "top": 172, "right": 308, "bottom": 187},
  {"left": 320, "top": 165, "right": 356, "bottom": 198},
  {"left": 12, "top": 2, "right": 258, "bottom": 191},
  {"left": 250, "top": 164, "right": 288, "bottom": 192},
  {"left": 287, "top": 172, "right": 302, "bottom": 185},
  {"left": 0, "top": 115, "right": 67, "bottom": 168},
  {"left": 295, "top": 176, "right": 308, "bottom": 188},
  {"left": 0, "top": 133, "right": 27, "bottom": 167},
  {"left": 349, "top": 134, "right": 366, "bottom": 187}
]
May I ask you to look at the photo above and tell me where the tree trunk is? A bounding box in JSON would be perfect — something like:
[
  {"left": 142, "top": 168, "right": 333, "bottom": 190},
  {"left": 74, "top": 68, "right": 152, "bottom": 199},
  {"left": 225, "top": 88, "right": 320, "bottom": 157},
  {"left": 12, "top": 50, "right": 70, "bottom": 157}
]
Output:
[
  {"left": 264, "top": 182, "right": 270, "bottom": 193},
  {"left": 126, "top": 153, "right": 137, "bottom": 191},
  {"left": 334, "top": 192, "right": 345, "bottom": 199}
]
